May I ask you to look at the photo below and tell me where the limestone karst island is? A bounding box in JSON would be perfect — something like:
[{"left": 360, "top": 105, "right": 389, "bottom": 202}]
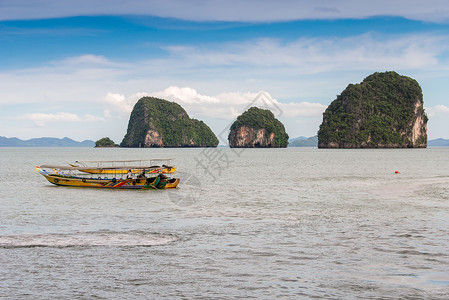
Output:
[
  {"left": 318, "top": 71, "right": 428, "bottom": 148},
  {"left": 97, "top": 71, "right": 428, "bottom": 149},
  {"left": 228, "top": 107, "right": 289, "bottom": 148},
  {"left": 120, "top": 97, "right": 219, "bottom": 148}
]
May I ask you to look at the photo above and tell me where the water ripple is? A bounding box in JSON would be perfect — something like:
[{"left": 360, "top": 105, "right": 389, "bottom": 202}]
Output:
[{"left": 0, "top": 231, "right": 178, "bottom": 248}]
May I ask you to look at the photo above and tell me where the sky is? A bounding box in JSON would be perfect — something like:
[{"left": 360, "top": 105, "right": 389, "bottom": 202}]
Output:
[{"left": 2, "top": 0, "right": 449, "bottom": 144}]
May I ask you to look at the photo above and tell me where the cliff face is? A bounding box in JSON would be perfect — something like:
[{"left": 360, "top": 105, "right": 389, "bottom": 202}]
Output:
[
  {"left": 318, "top": 71, "right": 428, "bottom": 148},
  {"left": 228, "top": 107, "right": 288, "bottom": 148},
  {"left": 228, "top": 126, "right": 276, "bottom": 147},
  {"left": 121, "top": 97, "right": 218, "bottom": 148}
]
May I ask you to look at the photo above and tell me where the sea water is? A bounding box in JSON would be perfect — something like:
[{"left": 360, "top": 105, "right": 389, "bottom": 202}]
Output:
[{"left": 0, "top": 147, "right": 448, "bottom": 299}]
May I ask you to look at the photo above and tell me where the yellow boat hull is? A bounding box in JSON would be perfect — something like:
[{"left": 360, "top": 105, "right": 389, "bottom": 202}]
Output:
[
  {"left": 166, "top": 178, "right": 180, "bottom": 189},
  {"left": 43, "top": 175, "right": 158, "bottom": 189},
  {"left": 37, "top": 167, "right": 160, "bottom": 189}
]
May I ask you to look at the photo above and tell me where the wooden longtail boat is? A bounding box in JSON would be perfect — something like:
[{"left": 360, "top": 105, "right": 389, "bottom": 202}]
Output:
[
  {"left": 69, "top": 159, "right": 176, "bottom": 174},
  {"left": 36, "top": 165, "right": 179, "bottom": 189}
]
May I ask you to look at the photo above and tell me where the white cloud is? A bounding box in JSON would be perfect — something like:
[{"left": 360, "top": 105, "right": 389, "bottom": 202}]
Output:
[
  {"left": 163, "top": 34, "right": 447, "bottom": 73},
  {"left": 280, "top": 102, "right": 327, "bottom": 118},
  {"left": 60, "top": 55, "right": 117, "bottom": 67},
  {"left": 1, "top": 32, "right": 448, "bottom": 109},
  {"left": 102, "top": 92, "right": 147, "bottom": 116},
  {"left": 435, "top": 104, "right": 449, "bottom": 114},
  {"left": 148, "top": 88, "right": 265, "bottom": 119},
  {"left": 149, "top": 87, "right": 326, "bottom": 120},
  {"left": 84, "top": 114, "right": 106, "bottom": 122},
  {"left": 427, "top": 104, "right": 449, "bottom": 117},
  {"left": 17, "top": 112, "right": 104, "bottom": 126},
  {"left": 151, "top": 86, "right": 219, "bottom": 104}
]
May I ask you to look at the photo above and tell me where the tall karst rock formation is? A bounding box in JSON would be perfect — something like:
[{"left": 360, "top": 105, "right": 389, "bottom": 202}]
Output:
[
  {"left": 228, "top": 107, "right": 289, "bottom": 148},
  {"left": 121, "top": 97, "right": 218, "bottom": 147},
  {"left": 318, "top": 71, "right": 428, "bottom": 148}
]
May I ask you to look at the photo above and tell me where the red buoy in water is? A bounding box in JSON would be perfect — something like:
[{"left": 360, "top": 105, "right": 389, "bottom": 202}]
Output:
[{"left": 395, "top": 171, "right": 400, "bottom": 174}]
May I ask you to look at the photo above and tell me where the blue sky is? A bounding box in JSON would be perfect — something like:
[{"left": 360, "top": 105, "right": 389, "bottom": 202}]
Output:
[{"left": 1, "top": 0, "right": 449, "bottom": 143}]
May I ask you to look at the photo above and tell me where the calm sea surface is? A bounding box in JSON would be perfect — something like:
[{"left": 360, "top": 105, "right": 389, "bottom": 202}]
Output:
[{"left": 0, "top": 147, "right": 448, "bottom": 299}]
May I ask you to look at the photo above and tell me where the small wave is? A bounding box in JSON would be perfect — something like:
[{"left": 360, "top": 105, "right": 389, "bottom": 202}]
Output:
[{"left": 0, "top": 231, "right": 177, "bottom": 248}]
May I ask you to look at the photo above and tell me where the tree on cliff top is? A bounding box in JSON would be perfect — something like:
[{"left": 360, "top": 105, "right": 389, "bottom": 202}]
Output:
[{"left": 318, "top": 71, "right": 428, "bottom": 148}]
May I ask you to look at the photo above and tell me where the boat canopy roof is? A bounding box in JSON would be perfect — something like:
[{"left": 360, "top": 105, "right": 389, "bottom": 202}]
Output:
[
  {"left": 74, "top": 159, "right": 173, "bottom": 163},
  {"left": 39, "top": 165, "right": 163, "bottom": 171}
]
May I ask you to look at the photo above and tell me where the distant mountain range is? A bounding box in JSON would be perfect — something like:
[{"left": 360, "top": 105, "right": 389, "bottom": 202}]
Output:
[
  {"left": 288, "top": 136, "right": 449, "bottom": 147},
  {"left": 0, "top": 136, "right": 95, "bottom": 147},
  {"left": 288, "top": 135, "right": 318, "bottom": 147},
  {"left": 1, "top": 135, "right": 448, "bottom": 147},
  {"left": 428, "top": 138, "right": 449, "bottom": 147}
]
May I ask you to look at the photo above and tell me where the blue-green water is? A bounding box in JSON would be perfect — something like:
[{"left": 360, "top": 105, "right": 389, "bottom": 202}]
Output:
[{"left": 0, "top": 147, "right": 448, "bottom": 299}]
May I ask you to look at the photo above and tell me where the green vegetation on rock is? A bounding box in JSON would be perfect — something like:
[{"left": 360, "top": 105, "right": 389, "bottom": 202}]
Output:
[
  {"left": 95, "top": 137, "right": 118, "bottom": 147},
  {"left": 229, "top": 107, "right": 289, "bottom": 147},
  {"left": 121, "top": 97, "right": 218, "bottom": 147},
  {"left": 318, "top": 71, "right": 428, "bottom": 148}
]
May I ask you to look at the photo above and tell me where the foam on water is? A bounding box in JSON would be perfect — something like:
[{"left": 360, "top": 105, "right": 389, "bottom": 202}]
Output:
[{"left": 0, "top": 231, "right": 178, "bottom": 248}]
